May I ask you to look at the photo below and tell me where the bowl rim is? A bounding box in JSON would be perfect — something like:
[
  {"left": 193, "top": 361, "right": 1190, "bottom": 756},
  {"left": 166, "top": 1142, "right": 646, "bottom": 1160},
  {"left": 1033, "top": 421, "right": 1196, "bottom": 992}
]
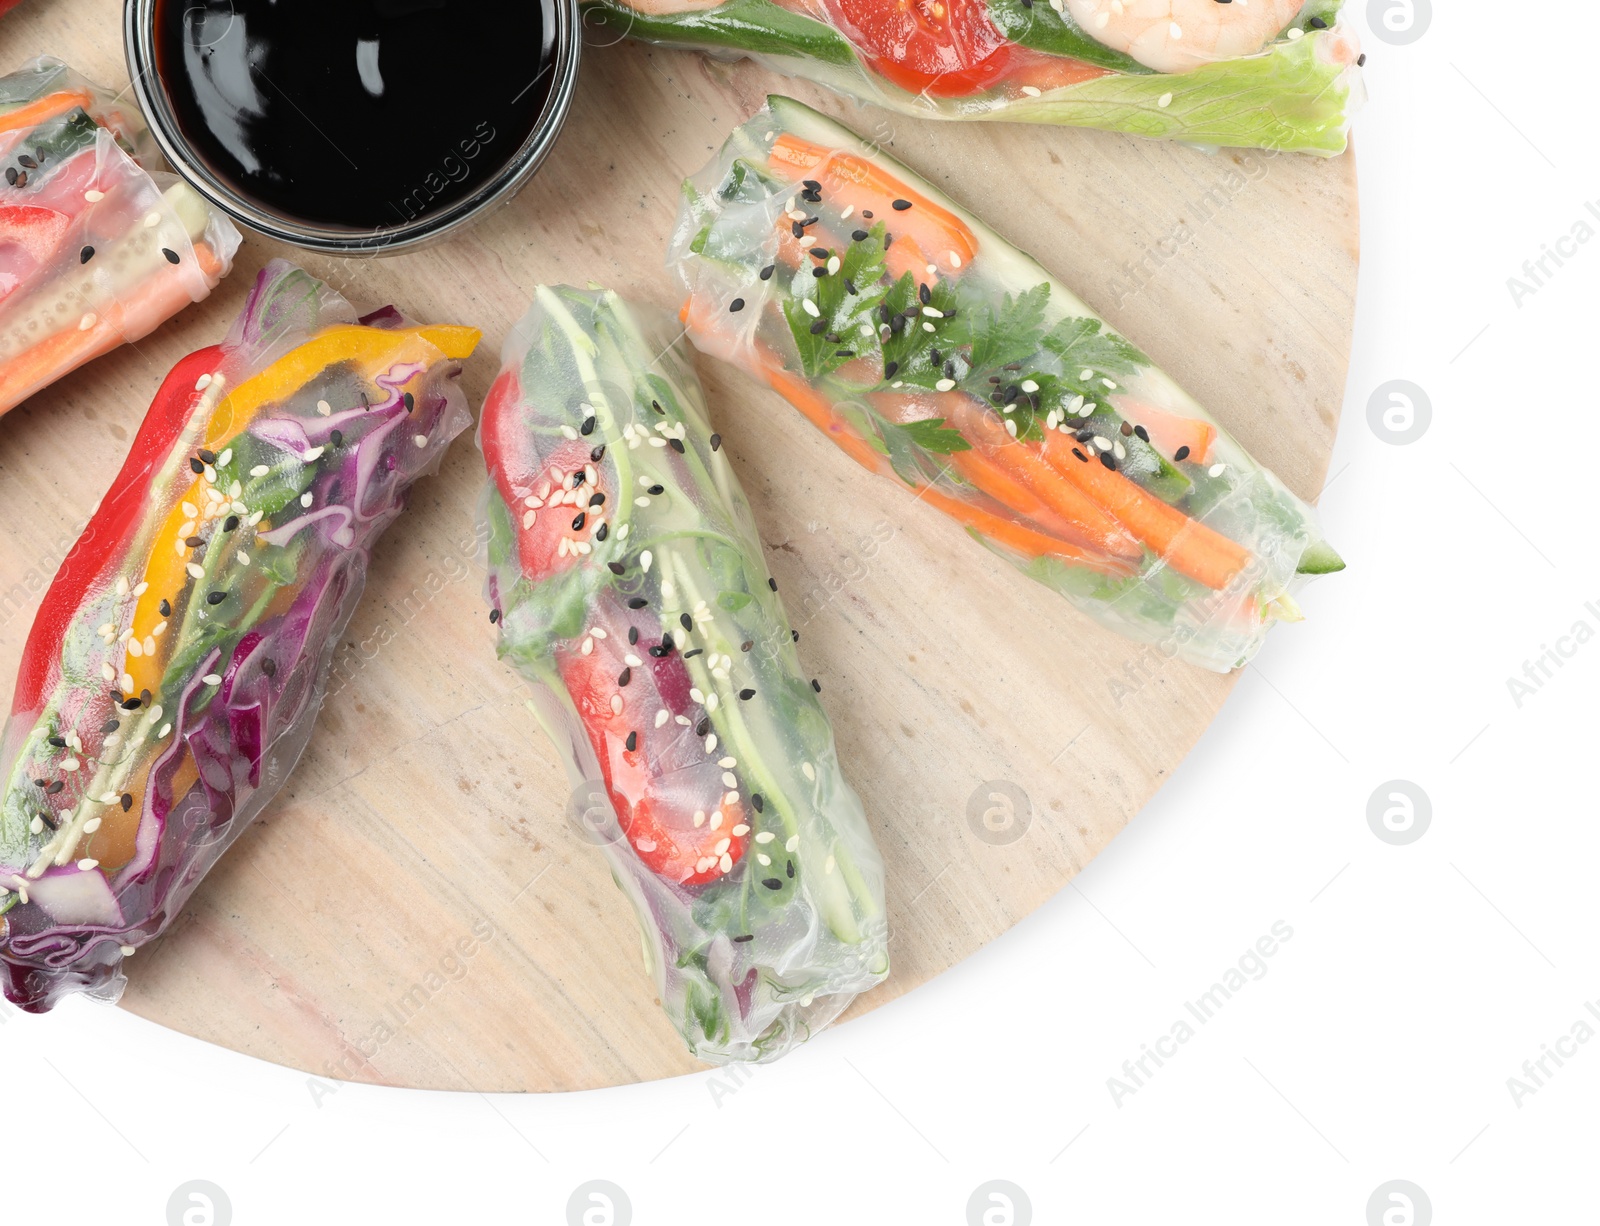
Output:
[{"left": 123, "top": 0, "right": 581, "bottom": 256}]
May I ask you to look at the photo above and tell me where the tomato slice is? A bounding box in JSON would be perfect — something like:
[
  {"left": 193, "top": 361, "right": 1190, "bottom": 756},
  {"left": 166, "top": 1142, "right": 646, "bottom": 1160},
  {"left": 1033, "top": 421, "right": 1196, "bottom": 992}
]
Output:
[
  {"left": 559, "top": 597, "right": 748, "bottom": 887},
  {"left": 0, "top": 203, "right": 72, "bottom": 299},
  {"left": 828, "top": 0, "right": 1015, "bottom": 98}
]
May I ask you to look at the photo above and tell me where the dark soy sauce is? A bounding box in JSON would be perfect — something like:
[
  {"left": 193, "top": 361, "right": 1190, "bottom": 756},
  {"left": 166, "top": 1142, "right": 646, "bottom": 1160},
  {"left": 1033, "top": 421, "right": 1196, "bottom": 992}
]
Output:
[{"left": 153, "top": 0, "right": 556, "bottom": 231}]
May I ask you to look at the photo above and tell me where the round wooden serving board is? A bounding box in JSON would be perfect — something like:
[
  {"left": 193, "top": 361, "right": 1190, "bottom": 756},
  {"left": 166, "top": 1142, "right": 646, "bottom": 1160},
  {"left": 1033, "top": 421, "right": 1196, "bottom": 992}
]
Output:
[{"left": 0, "top": 2, "right": 1356, "bottom": 1091}]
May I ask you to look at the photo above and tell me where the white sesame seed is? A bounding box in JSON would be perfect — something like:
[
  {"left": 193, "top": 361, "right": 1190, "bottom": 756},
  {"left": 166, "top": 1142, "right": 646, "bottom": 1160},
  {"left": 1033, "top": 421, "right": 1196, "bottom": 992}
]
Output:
[
  {"left": 186, "top": 563, "right": 204, "bottom": 579},
  {"left": 101, "top": 663, "right": 116, "bottom": 682},
  {"left": 120, "top": 672, "right": 134, "bottom": 691},
  {"left": 1287, "top": 26, "right": 1303, "bottom": 39},
  {"left": 827, "top": 256, "right": 841, "bottom": 275},
  {"left": 133, "top": 582, "right": 148, "bottom": 597},
  {"left": 143, "top": 211, "right": 161, "bottom": 228},
  {"left": 84, "top": 189, "right": 104, "bottom": 202},
  {"left": 317, "top": 400, "right": 332, "bottom": 416},
  {"left": 802, "top": 299, "right": 820, "bottom": 318},
  {"left": 719, "top": 853, "right": 733, "bottom": 874},
  {"left": 641, "top": 550, "right": 653, "bottom": 573},
  {"left": 302, "top": 445, "right": 325, "bottom": 462},
  {"left": 625, "top": 654, "right": 643, "bottom": 668},
  {"left": 559, "top": 425, "right": 578, "bottom": 440},
  {"left": 785, "top": 835, "right": 799, "bottom": 852},
  {"left": 610, "top": 694, "right": 623, "bottom": 714},
  {"left": 78, "top": 859, "right": 98, "bottom": 871},
  {"left": 922, "top": 322, "right": 935, "bottom": 333},
  {"left": 202, "top": 673, "right": 221, "bottom": 686},
  {"left": 158, "top": 723, "right": 171, "bottom": 738},
  {"left": 654, "top": 710, "right": 669, "bottom": 728},
  {"left": 705, "top": 733, "right": 718, "bottom": 753},
  {"left": 1021, "top": 85, "right": 1042, "bottom": 97},
  {"left": 79, "top": 312, "right": 97, "bottom": 331},
  {"left": 802, "top": 762, "right": 815, "bottom": 782},
  {"left": 1021, "top": 379, "right": 1039, "bottom": 394},
  {"left": 935, "top": 378, "right": 956, "bottom": 392},
  {"left": 29, "top": 817, "right": 42, "bottom": 835},
  {"left": 195, "top": 373, "right": 213, "bottom": 391},
  {"left": 128, "top": 639, "right": 143, "bottom": 658},
  {"left": 301, "top": 492, "right": 313, "bottom": 507},
  {"left": 710, "top": 810, "right": 724, "bottom": 831},
  {"left": 1159, "top": 92, "right": 1174, "bottom": 108},
  {"left": 721, "top": 772, "right": 737, "bottom": 789},
  {"left": 755, "top": 831, "right": 776, "bottom": 844},
  {"left": 1209, "top": 463, "right": 1227, "bottom": 478},
  {"left": 217, "top": 449, "right": 232, "bottom": 466},
  {"left": 757, "top": 853, "right": 771, "bottom": 866},
  {"left": 83, "top": 818, "right": 102, "bottom": 834},
  {"left": 693, "top": 810, "right": 707, "bottom": 828},
  {"left": 120, "top": 944, "right": 135, "bottom": 956},
  {"left": 249, "top": 465, "right": 268, "bottom": 478}
]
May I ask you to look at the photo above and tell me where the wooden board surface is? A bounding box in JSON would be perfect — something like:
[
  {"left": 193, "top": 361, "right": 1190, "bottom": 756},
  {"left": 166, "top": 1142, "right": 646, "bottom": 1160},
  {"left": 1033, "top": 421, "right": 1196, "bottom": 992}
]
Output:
[{"left": 0, "top": 2, "right": 1356, "bottom": 1091}]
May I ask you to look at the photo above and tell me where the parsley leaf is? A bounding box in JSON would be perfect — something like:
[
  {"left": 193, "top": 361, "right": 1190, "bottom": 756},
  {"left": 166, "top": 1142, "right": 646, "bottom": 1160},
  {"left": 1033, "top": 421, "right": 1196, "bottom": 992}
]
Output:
[{"left": 782, "top": 225, "right": 889, "bottom": 379}]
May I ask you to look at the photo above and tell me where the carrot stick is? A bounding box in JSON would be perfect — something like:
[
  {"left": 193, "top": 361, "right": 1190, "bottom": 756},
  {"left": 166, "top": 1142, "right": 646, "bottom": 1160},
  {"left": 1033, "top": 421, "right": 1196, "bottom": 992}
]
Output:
[
  {"left": 0, "top": 89, "right": 95, "bottom": 137},
  {"left": 768, "top": 134, "right": 978, "bottom": 276},
  {"left": 916, "top": 486, "right": 1133, "bottom": 577},
  {"left": 927, "top": 393, "right": 1142, "bottom": 560},
  {"left": 1040, "top": 434, "right": 1250, "bottom": 589}
]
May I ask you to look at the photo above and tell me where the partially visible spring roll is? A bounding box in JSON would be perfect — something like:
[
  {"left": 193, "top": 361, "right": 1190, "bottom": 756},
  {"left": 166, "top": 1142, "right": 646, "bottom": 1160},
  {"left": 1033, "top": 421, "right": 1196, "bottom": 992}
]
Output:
[
  {"left": 0, "top": 56, "right": 240, "bottom": 416},
  {"left": 0, "top": 260, "right": 480, "bottom": 1010},
  {"left": 481, "top": 284, "right": 889, "bottom": 1064},
  {"left": 582, "top": 0, "right": 1362, "bottom": 154},
  {"left": 671, "top": 95, "right": 1343, "bottom": 673}
]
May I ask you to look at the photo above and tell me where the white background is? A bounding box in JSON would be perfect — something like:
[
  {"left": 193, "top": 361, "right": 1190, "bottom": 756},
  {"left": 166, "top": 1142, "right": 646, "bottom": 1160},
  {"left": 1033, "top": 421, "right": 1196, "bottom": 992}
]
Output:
[{"left": 3, "top": 2, "right": 1595, "bottom": 1222}]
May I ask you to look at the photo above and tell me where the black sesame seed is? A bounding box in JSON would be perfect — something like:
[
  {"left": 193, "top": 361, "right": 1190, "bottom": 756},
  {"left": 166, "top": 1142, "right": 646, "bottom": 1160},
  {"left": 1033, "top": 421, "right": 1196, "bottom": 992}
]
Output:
[
  {"left": 786, "top": 860, "right": 795, "bottom": 879},
  {"left": 1072, "top": 447, "right": 1088, "bottom": 463},
  {"left": 571, "top": 512, "right": 586, "bottom": 531},
  {"left": 47, "top": 735, "right": 65, "bottom": 748},
  {"left": 589, "top": 492, "right": 605, "bottom": 507},
  {"left": 608, "top": 562, "right": 626, "bottom": 576},
  {"left": 751, "top": 794, "right": 764, "bottom": 813},
  {"left": 159, "top": 599, "right": 171, "bottom": 617},
  {"left": 791, "top": 630, "right": 799, "bottom": 642},
  {"left": 223, "top": 515, "right": 240, "bottom": 532},
  {"left": 812, "top": 267, "right": 827, "bottom": 279},
  {"left": 1309, "top": 15, "right": 1326, "bottom": 27},
  {"left": 892, "top": 198, "right": 912, "bottom": 211},
  {"left": 669, "top": 438, "right": 685, "bottom": 454},
  {"left": 802, "top": 178, "right": 821, "bottom": 191},
  {"left": 162, "top": 248, "right": 180, "bottom": 265},
  {"left": 1357, "top": 52, "right": 1367, "bottom": 66},
  {"left": 919, "top": 283, "right": 931, "bottom": 305},
  {"left": 489, "top": 608, "right": 501, "bottom": 624},
  {"left": 198, "top": 449, "right": 217, "bottom": 464},
  {"left": 80, "top": 245, "right": 95, "bottom": 264},
  {"left": 100, "top": 719, "right": 119, "bottom": 734},
  {"left": 3, "top": 168, "right": 14, "bottom": 186},
  {"left": 120, "top": 793, "right": 134, "bottom": 812},
  {"left": 46, "top": 780, "right": 64, "bottom": 795},
  {"left": 591, "top": 445, "right": 607, "bottom": 462},
  {"left": 330, "top": 429, "right": 343, "bottom": 446},
  {"left": 852, "top": 229, "right": 869, "bottom": 242},
  {"left": 189, "top": 457, "right": 205, "bottom": 474},
  {"left": 1120, "top": 421, "right": 1134, "bottom": 437},
  {"left": 844, "top": 279, "right": 857, "bottom": 295},
  {"left": 38, "top": 811, "right": 57, "bottom": 830},
  {"left": 618, "top": 667, "right": 632, "bottom": 687},
  {"left": 791, "top": 222, "right": 805, "bottom": 239},
  {"left": 580, "top": 416, "right": 595, "bottom": 435},
  {"left": 595, "top": 523, "right": 609, "bottom": 542},
  {"left": 1174, "top": 445, "right": 1191, "bottom": 461},
  {"left": 206, "top": 590, "right": 226, "bottom": 606},
  {"left": 710, "top": 434, "right": 722, "bottom": 452},
  {"left": 738, "top": 688, "right": 755, "bottom": 701},
  {"left": 17, "top": 154, "right": 36, "bottom": 169},
  {"left": 628, "top": 597, "right": 647, "bottom": 610},
  {"left": 884, "top": 361, "right": 899, "bottom": 378},
  {"left": 651, "top": 400, "right": 663, "bottom": 414},
  {"left": 733, "top": 933, "right": 754, "bottom": 943},
  {"left": 1099, "top": 451, "right": 1117, "bottom": 471},
  {"left": 810, "top": 248, "right": 830, "bottom": 260},
  {"left": 1075, "top": 429, "right": 1095, "bottom": 443},
  {"left": 403, "top": 392, "right": 415, "bottom": 413},
  {"left": 659, "top": 633, "right": 674, "bottom": 654},
  {"left": 680, "top": 613, "right": 693, "bottom": 632},
  {"left": 625, "top": 731, "right": 638, "bottom": 752},
  {"left": 768, "top": 577, "right": 777, "bottom": 591},
  {"left": 628, "top": 627, "right": 639, "bottom": 644},
  {"left": 862, "top": 210, "right": 873, "bottom": 219},
  {"left": 1134, "top": 425, "right": 1150, "bottom": 443},
  {"left": 762, "top": 878, "right": 783, "bottom": 890},
  {"left": 647, "top": 483, "right": 664, "bottom": 496},
  {"left": 683, "top": 648, "right": 703, "bottom": 659},
  {"left": 262, "top": 658, "right": 277, "bottom": 677},
  {"left": 185, "top": 536, "right": 203, "bottom": 549},
  {"left": 121, "top": 697, "right": 142, "bottom": 710},
  {"left": 760, "top": 265, "right": 775, "bottom": 281},
  {"left": 696, "top": 718, "right": 711, "bottom": 736},
  {"left": 740, "top": 640, "right": 753, "bottom": 652},
  {"left": 809, "top": 319, "right": 827, "bottom": 335},
  {"left": 730, "top": 298, "right": 746, "bottom": 313}
]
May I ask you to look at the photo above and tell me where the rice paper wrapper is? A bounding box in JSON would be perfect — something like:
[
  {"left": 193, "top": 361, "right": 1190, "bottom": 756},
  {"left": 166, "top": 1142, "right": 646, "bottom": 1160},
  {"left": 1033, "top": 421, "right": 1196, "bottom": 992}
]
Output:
[
  {"left": 0, "top": 260, "right": 479, "bottom": 1010},
  {"left": 670, "top": 95, "right": 1343, "bottom": 673},
  {"left": 480, "top": 283, "right": 889, "bottom": 1064},
  {"left": 0, "top": 56, "right": 240, "bottom": 415}
]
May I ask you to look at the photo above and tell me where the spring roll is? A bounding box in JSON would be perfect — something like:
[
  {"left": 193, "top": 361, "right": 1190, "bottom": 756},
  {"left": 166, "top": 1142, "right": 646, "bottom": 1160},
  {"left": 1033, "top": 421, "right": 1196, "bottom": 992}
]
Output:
[
  {"left": 671, "top": 96, "right": 1343, "bottom": 673},
  {"left": 0, "top": 56, "right": 240, "bottom": 416},
  {"left": 0, "top": 260, "right": 480, "bottom": 1010},
  {"left": 585, "top": 0, "right": 1362, "bottom": 154},
  {"left": 481, "top": 284, "right": 888, "bottom": 1064}
]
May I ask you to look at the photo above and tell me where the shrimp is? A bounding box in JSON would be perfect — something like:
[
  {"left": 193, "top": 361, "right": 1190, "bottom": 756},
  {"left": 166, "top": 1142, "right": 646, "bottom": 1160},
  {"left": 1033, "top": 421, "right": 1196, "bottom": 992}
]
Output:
[{"left": 1063, "top": 0, "right": 1307, "bottom": 74}]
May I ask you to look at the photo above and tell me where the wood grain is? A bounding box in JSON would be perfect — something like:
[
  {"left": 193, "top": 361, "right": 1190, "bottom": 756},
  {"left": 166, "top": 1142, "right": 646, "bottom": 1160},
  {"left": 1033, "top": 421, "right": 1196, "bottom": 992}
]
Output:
[{"left": 0, "top": 1, "right": 1356, "bottom": 1090}]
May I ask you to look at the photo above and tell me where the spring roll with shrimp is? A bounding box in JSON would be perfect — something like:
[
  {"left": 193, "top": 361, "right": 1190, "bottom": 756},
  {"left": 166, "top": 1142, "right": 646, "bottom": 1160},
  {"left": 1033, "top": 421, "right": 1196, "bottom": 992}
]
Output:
[
  {"left": 481, "top": 284, "right": 889, "bottom": 1065},
  {"left": 0, "top": 261, "right": 479, "bottom": 1010},
  {"left": 672, "top": 96, "right": 1342, "bottom": 673},
  {"left": 584, "top": 0, "right": 1362, "bottom": 153}
]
